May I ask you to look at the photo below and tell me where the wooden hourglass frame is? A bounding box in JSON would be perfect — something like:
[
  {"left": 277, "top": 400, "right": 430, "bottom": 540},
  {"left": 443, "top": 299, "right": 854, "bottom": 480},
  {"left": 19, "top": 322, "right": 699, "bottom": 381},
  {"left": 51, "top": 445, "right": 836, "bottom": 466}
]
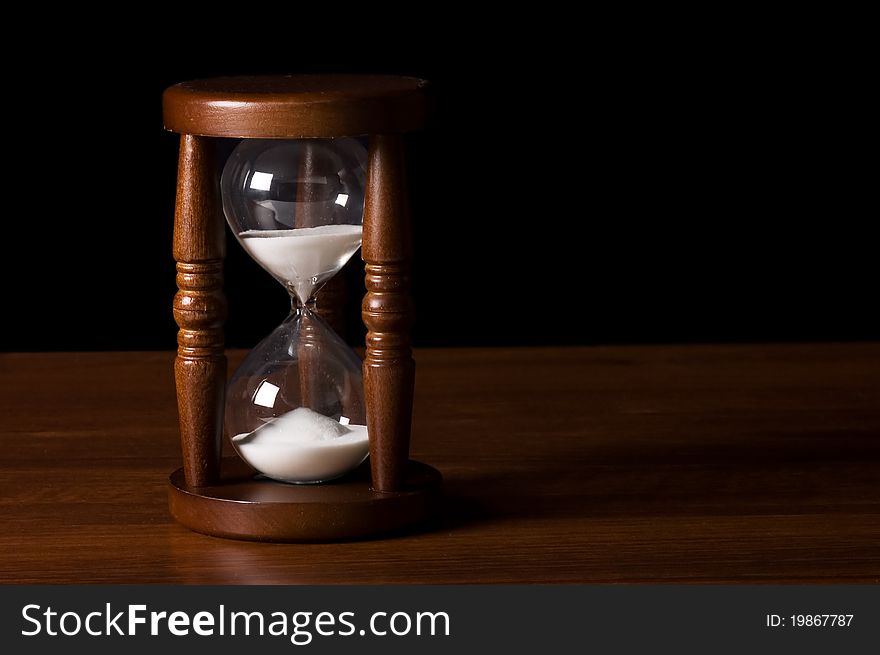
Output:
[{"left": 162, "top": 76, "right": 441, "bottom": 541}]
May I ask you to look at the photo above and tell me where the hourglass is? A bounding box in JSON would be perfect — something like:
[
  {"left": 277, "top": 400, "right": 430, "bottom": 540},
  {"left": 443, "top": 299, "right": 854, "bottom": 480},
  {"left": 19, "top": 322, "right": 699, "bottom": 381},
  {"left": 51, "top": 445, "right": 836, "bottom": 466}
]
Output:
[
  {"left": 222, "top": 137, "right": 370, "bottom": 484},
  {"left": 163, "top": 76, "right": 441, "bottom": 541}
]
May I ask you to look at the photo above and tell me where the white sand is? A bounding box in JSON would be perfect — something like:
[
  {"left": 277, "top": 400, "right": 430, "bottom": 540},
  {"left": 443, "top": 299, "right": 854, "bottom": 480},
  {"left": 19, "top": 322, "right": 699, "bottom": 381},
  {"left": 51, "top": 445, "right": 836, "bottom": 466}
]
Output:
[
  {"left": 232, "top": 407, "right": 369, "bottom": 483},
  {"left": 239, "top": 224, "right": 363, "bottom": 302}
]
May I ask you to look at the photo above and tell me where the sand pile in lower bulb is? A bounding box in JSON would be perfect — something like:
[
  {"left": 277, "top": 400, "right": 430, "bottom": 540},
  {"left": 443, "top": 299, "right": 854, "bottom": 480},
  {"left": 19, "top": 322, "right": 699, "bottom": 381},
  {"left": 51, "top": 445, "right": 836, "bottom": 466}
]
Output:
[{"left": 232, "top": 407, "right": 369, "bottom": 483}]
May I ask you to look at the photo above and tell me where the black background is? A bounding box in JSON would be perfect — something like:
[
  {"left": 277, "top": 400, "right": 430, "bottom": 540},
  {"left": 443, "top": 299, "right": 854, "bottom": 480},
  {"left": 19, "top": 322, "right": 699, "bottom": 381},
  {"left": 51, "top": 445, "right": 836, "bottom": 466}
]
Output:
[{"left": 1, "top": 19, "right": 873, "bottom": 351}]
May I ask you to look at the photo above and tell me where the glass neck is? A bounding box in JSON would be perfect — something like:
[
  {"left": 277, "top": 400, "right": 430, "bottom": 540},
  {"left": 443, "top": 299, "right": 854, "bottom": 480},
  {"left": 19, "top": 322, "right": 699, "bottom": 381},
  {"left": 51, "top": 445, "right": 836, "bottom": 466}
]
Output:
[{"left": 291, "top": 294, "right": 316, "bottom": 314}]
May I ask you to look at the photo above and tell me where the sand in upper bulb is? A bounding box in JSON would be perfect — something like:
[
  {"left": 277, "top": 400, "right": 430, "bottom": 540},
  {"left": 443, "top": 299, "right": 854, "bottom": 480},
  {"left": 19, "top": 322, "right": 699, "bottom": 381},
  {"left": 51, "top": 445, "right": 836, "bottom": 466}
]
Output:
[{"left": 239, "top": 224, "right": 363, "bottom": 301}]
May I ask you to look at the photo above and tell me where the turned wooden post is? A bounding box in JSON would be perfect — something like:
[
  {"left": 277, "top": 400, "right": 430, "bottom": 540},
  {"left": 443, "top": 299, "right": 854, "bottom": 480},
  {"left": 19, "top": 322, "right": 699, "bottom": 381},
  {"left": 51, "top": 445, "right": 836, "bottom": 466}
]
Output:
[
  {"left": 295, "top": 139, "right": 346, "bottom": 407},
  {"left": 295, "top": 139, "right": 347, "bottom": 336},
  {"left": 362, "top": 134, "right": 414, "bottom": 493},
  {"left": 314, "top": 274, "right": 347, "bottom": 337},
  {"left": 172, "top": 134, "right": 227, "bottom": 487}
]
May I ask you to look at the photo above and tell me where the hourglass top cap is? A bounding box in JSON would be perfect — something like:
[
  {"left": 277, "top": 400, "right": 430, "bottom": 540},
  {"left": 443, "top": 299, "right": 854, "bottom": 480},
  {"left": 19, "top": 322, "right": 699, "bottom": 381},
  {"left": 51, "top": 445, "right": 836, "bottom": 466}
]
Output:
[{"left": 163, "top": 74, "right": 430, "bottom": 139}]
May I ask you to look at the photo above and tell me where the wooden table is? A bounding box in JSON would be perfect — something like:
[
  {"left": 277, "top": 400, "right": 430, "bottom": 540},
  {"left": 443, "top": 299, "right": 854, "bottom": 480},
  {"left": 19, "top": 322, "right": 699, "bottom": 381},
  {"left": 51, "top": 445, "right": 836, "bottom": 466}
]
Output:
[{"left": 1, "top": 345, "right": 878, "bottom": 583}]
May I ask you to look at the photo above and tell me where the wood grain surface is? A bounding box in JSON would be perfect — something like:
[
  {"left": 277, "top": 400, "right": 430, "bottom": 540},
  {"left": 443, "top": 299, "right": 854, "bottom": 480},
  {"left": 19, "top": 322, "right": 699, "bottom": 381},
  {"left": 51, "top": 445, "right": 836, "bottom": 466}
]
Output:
[{"left": 1, "top": 344, "right": 878, "bottom": 584}]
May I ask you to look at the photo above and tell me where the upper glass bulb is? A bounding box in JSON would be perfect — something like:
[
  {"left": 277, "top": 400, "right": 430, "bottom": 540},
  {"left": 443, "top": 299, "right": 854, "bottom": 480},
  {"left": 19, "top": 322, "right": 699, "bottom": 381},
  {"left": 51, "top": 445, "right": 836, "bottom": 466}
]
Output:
[{"left": 221, "top": 138, "right": 368, "bottom": 303}]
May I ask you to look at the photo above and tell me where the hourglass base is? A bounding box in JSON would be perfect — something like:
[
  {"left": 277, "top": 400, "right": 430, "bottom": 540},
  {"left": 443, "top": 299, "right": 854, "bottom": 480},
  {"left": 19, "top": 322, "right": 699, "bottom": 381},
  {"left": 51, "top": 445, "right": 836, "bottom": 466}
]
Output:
[{"left": 168, "top": 457, "right": 442, "bottom": 542}]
